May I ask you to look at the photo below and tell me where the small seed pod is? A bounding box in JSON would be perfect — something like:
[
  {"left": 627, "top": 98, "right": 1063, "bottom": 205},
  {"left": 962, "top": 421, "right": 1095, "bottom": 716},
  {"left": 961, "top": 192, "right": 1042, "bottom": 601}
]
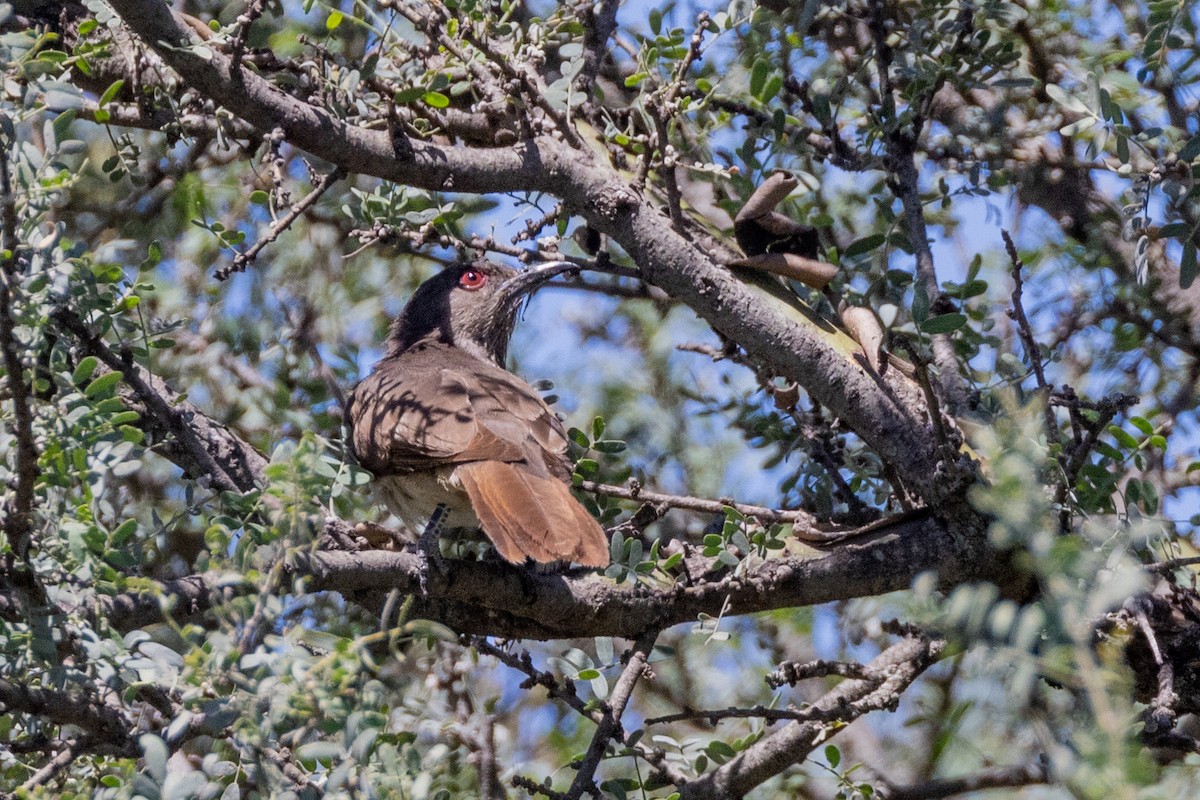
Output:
[
  {"left": 729, "top": 252, "right": 839, "bottom": 290},
  {"left": 839, "top": 302, "right": 884, "bottom": 371}
]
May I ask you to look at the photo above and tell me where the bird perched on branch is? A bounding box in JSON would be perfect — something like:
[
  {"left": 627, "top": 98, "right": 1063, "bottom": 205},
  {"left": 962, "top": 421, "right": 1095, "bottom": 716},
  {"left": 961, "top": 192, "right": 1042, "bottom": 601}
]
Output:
[{"left": 345, "top": 260, "right": 609, "bottom": 567}]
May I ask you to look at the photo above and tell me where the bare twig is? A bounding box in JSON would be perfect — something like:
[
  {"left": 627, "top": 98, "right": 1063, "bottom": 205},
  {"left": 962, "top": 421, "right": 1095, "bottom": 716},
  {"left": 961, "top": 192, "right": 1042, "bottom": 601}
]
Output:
[
  {"left": 575, "top": 0, "right": 620, "bottom": 96},
  {"left": 511, "top": 774, "right": 568, "bottom": 800},
  {"left": 766, "top": 658, "right": 871, "bottom": 689},
  {"left": 1147, "top": 556, "right": 1200, "bottom": 573},
  {"left": 217, "top": 166, "right": 346, "bottom": 280},
  {"left": 883, "top": 761, "right": 1050, "bottom": 800},
  {"left": 580, "top": 479, "right": 818, "bottom": 527},
  {"left": 646, "top": 703, "right": 874, "bottom": 726},
  {"left": 1002, "top": 231, "right": 1053, "bottom": 400},
  {"left": 16, "top": 738, "right": 94, "bottom": 795},
  {"left": 469, "top": 638, "right": 598, "bottom": 722},
  {"left": 229, "top": 0, "right": 270, "bottom": 74}
]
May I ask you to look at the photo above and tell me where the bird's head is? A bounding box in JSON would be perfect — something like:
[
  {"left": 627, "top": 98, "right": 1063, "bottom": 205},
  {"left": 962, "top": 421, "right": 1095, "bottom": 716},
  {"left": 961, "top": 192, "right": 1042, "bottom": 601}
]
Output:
[{"left": 387, "top": 259, "right": 576, "bottom": 364}]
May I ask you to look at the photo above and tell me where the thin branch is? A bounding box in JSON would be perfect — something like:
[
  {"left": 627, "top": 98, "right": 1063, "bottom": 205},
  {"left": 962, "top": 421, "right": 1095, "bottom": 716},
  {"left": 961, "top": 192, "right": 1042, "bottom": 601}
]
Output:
[
  {"left": 883, "top": 762, "right": 1050, "bottom": 800},
  {"left": 870, "top": 3, "right": 966, "bottom": 415},
  {"left": 228, "top": 0, "right": 269, "bottom": 74},
  {"left": 575, "top": 0, "right": 620, "bottom": 96},
  {"left": 216, "top": 166, "right": 345, "bottom": 280},
  {"left": 765, "top": 658, "right": 872, "bottom": 689},
  {"left": 1057, "top": 389, "right": 1139, "bottom": 487},
  {"left": 646, "top": 703, "right": 869, "bottom": 727},
  {"left": 511, "top": 774, "right": 568, "bottom": 800},
  {"left": 1002, "top": 231, "right": 1053, "bottom": 401},
  {"left": 470, "top": 637, "right": 597, "bottom": 722},
  {"left": 0, "top": 143, "right": 39, "bottom": 553},
  {"left": 644, "top": 10, "right": 710, "bottom": 230},
  {"left": 580, "top": 479, "right": 818, "bottom": 527},
  {"left": 1147, "top": 556, "right": 1200, "bottom": 573},
  {"left": 566, "top": 630, "right": 659, "bottom": 800},
  {"left": 16, "top": 738, "right": 95, "bottom": 795}
]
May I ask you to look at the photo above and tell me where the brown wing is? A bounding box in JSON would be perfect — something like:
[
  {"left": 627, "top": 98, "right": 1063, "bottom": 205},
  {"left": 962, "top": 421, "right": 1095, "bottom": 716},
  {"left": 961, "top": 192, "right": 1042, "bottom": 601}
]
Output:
[{"left": 345, "top": 345, "right": 526, "bottom": 474}]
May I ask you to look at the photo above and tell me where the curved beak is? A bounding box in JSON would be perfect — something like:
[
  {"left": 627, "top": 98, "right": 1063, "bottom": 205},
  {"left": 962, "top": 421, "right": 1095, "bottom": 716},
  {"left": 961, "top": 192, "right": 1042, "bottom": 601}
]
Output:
[{"left": 496, "top": 260, "right": 578, "bottom": 306}]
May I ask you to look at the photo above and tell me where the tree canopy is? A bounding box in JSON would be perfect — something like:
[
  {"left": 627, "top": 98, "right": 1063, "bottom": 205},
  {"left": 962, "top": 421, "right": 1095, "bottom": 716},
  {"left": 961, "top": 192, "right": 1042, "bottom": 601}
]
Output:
[{"left": 2, "top": 0, "right": 1200, "bottom": 798}]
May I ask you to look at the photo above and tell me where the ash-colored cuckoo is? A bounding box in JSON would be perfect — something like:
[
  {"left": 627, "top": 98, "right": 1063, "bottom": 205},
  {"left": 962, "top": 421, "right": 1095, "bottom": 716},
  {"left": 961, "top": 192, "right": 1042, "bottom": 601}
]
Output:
[{"left": 344, "top": 260, "right": 609, "bottom": 567}]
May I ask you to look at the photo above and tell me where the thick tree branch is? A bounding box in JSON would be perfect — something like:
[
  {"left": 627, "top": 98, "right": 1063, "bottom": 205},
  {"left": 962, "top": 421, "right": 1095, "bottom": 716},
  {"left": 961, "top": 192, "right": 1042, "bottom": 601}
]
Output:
[
  {"left": 0, "top": 679, "right": 133, "bottom": 749},
  {"left": 98, "top": 509, "right": 989, "bottom": 640},
  {"left": 105, "top": 0, "right": 537, "bottom": 194},
  {"left": 287, "top": 511, "right": 993, "bottom": 640}
]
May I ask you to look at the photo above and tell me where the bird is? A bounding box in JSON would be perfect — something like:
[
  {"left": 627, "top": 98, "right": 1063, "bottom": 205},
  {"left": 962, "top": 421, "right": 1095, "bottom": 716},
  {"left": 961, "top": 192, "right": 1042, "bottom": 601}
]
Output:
[{"left": 344, "top": 259, "right": 610, "bottom": 567}]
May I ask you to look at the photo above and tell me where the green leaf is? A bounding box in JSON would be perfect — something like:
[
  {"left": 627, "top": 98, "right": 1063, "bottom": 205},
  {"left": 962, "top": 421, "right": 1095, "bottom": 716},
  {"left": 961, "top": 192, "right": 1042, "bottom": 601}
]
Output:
[
  {"left": 141, "top": 734, "right": 168, "bottom": 783},
  {"left": 750, "top": 59, "right": 770, "bottom": 100},
  {"left": 1129, "top": 416, "right": 1154, "bottom": 435},
  {"left": 1108, "top": 425, "right": 1139, "bottom": 451},
  {"left": 763, "top": 75, "right": 784, "bottom": 104},
  {"left": 72, "top": 356, "right": 99, "bottom": 384},
  {"left": 326, "top": 10, "right": 344, "bottom": 29},
  {"left": 84, "top": 371, "right": 123, "bottom": 399},
  {"left": 296, "top": 741, "right": 343, "bottom": 765},
  {"left": 707, "top": 740, "right": 736, "bottom": 759},
  {"left": 1179, "top": 132, "right": 1200, "bottom": 161},
  {"left": 920, "top": 313, "right": 967, "bottom": 334},
  {"left": 591, "top": 415, "right": 606, "bottom": 441},
  {"left": 844, "top": 234, "right": 886, "bottom": 258},
  {"left": 1045, "top": 83, "right": 1088, "bottom": 114},
  {"left": 423, "top": 91, "right": 450, "bottom": 108},
  {"left": 250, "top": 190, "right": 270, "bottom": 205},
  {"left": 1181, "top": 242, "right": 1197, "bottom": 289},
  {"left": 394, "top": 86, "right": 426, "bottom": 105},
  {"left": 825, "top": 744, "right": 841, "bottom": 768},
  {"left": 577, "top": 668, "right": 601, "bottom": 680},
  {"left": 110, "top": 518, "right": 138, "bottom": 546},
  {"left": 98, "top": 78, "right": 125, "bottom": 107},
  {"left": 568, "top": 427, "right": 590, "bottom": 448}
]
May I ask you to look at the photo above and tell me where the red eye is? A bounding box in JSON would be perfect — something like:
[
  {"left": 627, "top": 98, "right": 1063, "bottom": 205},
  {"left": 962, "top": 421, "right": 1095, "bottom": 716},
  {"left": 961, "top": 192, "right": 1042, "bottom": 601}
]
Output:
[{"left": 458, "top": 270, "right": 487, "bottom": 290}]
